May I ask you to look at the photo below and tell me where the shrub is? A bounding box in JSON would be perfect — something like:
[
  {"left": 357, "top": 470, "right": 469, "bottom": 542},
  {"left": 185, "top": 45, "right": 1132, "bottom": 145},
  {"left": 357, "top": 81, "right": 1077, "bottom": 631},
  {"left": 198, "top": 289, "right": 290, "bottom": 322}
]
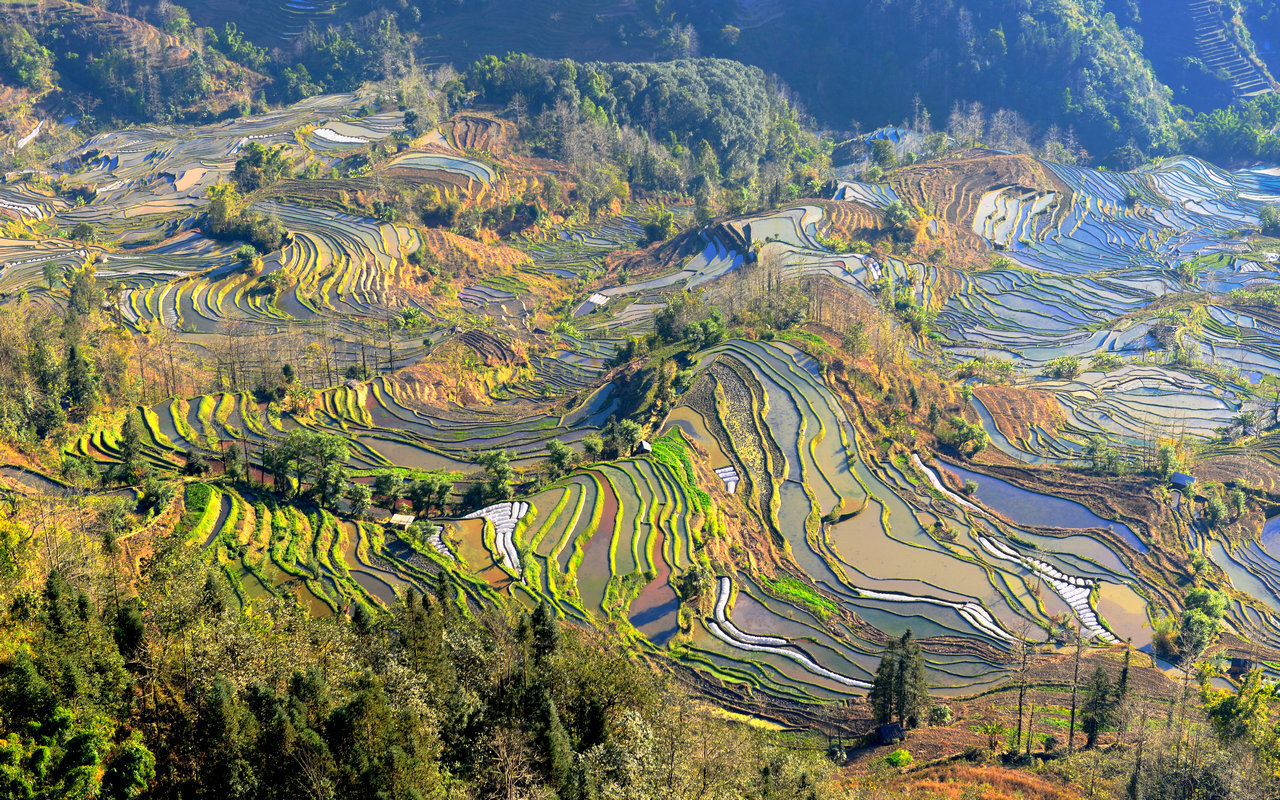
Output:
[
  {"left": 69, "top": 222, "right": 97, "bottom": 242},
  {"left": 1090, "top": 352, "right": 1122, "bottom": 371},
  {"left": 885, "top": 748, "right": 913, "bottom": 768},
  {"left": 929, "top": 704, "right": 953, "bottom": 726},
  {"left": 1040, "top": 355, "right": 1081, "bottom": 380},
  {"left": 1261, "top": 205, "right": 1280, "bottom": 237}
]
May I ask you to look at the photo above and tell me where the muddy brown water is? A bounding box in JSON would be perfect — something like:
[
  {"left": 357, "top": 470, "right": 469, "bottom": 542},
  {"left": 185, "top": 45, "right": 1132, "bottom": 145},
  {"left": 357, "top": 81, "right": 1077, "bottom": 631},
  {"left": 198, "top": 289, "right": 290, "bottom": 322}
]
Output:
[
  {"left": 629, "top": 530, "right": 679, "bottom": 646},
  {"left": 576, "top": 471, "right": 618, "bottom": 617}
]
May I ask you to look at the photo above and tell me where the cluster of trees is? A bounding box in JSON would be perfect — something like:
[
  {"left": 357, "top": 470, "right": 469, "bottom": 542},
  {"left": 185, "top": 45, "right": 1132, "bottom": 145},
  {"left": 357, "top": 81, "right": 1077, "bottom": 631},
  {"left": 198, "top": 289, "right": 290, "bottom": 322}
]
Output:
[
  {"left": 665, "top": 0, "right": 1178, "bottom": 162},
  {"left": 1180, "top": 93, "right": 1280, "bottom": 165},
  {"left": 0, "top": 23, "right": 53, "bottom": 93},
  {"left": 0, "top": 521, "right": 840, "bottom": 799},
  {"left": 934, "top": 415, "right": 988, "bottom": 458},
  {"left": 1084, "top": 436, "right": 1128, "bottom": 475},
  {"left": 454, "top": 54, "right": 826, "bottom": 213},
  {"left": 0, "top": 6, "right": 266, "bottom": 129},
  {"left": 1040, "top": 355, "right": 1082, "bottom": 380},
  {"left": 204, "top": 184, "right": 288, "bottom": 254},
  {"left": 0, "top": 264, "right": 134, "bottom": 448},
  {"left": 868, "top": 629, "right": 931, "bottom": 728},
  {"left": 870, "top": 275, "right": 933, "bottom": 336},
  {"left": 259, "top": 429, "right": 356, "bottom": 510},
  {"left": 367, "top": 469, "right": 454, "bottom": 516},
  {"left": 231, "top": 142, "right": 292, "bottom": 193},
  {"left": 1261, "top": 204, "right": 1280, "bottom": 237}
]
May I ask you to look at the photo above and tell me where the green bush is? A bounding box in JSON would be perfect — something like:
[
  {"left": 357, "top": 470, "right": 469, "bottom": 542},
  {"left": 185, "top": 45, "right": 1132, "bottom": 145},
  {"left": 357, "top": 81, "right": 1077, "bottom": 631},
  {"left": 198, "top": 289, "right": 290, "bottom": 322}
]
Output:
[
  {"left": 928, "top": 704, "right": 953, "bottom": 726},
  {"left": 1040, "top": 355, "right": 1081, "bottom": 380},
  {"left": 885, "top": 748, "right": 913, "bottom": 768}
]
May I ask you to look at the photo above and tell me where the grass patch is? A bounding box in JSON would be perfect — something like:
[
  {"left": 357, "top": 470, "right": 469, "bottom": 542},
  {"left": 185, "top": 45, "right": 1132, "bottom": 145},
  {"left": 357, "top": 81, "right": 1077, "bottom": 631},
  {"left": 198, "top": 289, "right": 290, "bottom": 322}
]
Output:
[{"left": 760, "top": 574, "right": 838, "bottom": 619}]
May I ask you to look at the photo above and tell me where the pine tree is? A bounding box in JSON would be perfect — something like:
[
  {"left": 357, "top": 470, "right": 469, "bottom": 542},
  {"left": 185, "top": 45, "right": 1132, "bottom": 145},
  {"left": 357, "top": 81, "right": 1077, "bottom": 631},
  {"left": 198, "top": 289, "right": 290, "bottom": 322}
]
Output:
[
  {"left": 532, "top": 600, "right": 561, "bottom": 664},
  {"left": 1117, "top": 645, "right": 1131, "bottom": 705},
  {"left": 64, "top": 343, "right": 99, "bottom": 420},
  {"left": 868, "top": 639, "right": 900, "bottom": 725},
  {"left": 539, "top": 689, "right": 572, "bottom": 789},
  {"left": 562, "top": 759, "right": 598, "bottom": 800},
  {"left": 1068, "top": 627, "right": 1084, "bottom": 753},
  {"left": 117, "top": 412, "right": 143, "bottom": 484},
  {"left": 896, "top": 629, "right": 930, "bottom": 727},
  {"left": 1082, "top": 666, "right": 1114, "bottom": 747}
]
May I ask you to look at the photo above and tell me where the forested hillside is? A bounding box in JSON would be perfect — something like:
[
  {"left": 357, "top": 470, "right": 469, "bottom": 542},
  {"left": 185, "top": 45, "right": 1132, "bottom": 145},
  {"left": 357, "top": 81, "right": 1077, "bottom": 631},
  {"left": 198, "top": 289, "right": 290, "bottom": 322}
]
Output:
[{"left": 0, "top": 0, "right": 1276, "bottom": 167}]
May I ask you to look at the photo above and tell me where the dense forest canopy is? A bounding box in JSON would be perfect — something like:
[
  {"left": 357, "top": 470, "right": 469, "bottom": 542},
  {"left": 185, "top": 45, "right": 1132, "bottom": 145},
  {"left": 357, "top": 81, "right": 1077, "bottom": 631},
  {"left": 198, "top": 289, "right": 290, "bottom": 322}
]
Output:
[{"left": 0, "top": 0, "right": 1276, "bottom": 166}]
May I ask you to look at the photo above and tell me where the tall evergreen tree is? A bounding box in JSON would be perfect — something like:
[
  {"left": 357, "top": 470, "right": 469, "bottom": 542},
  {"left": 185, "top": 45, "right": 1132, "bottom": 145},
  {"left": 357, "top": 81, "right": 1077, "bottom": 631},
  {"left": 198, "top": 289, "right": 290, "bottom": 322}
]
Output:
[
  {"left": 64, "top": 343, "right": 99, "bottom": 420},
  {"left": 868, "top": 629, "right": 931, "bottom": 727},
  {"left": 562, "top": 759, "right": 598, "bottom": 800},
  {"left": 532, "top": 600, "right": 561, "bottom": 664},
  {"left": 116, "top": 412, "right": 142, "bottom": 483},
  {"left": 896, "top": 630, "right": 930, "bottom": 727},
  {"left": 1082, "top": 666, "right": 1115, "bottom": 747},
  {"left": 539, "top": 689, "right": 572, "bottom": 789},
  {"left": 868, "top": 639, "right": 900, "bottom": 725}
]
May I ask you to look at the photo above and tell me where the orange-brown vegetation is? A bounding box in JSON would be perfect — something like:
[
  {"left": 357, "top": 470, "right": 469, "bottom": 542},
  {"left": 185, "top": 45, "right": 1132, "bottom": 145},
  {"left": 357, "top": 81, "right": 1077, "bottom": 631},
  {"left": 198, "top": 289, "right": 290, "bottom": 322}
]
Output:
[
  {"left": 973, "top": 385, "right": 1065, "bottom": 448},
  {"left": 812, "top": 198, "right": 884, "bottom": 241},
  {"left": 442, "top": 114, "right": 509, "bottom": 153},
  {"left": 882, "top": 763, "right": 1082, "bottom": 800},
  {"left": 388, "top": 338, "right": 533, "bottom": 407},
  {"left": 400, "top": 228, "right": 533, "bottom": 295},
  {"left": 1192, "top": 454, "right": 1280, "bottom": 493},
  {"left": 889, "top": 152, "right": 1070, "bottom": 265}
]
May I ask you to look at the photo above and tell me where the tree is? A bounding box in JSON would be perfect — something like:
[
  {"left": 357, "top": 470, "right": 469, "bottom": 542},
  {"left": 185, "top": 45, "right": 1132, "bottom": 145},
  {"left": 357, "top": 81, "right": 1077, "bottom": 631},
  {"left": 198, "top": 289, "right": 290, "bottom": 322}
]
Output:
[
  {"left": 1180, "top": 588, "right": 1226, "bottom": 656},
  {"left": 345, "top": 481, "right": 372, "bottom": 518},
  {"left": 868, "top": 629, "right": 930, "bottom": 727},
  {"left": 599, "top": 417, "right": 644, "bottom": 459},
  {"left": 100, "top": 731, "right": 155, "bottom": 800},
  {"left": 1155, "top": 442, "right": 1181, "bottom": 480},
  {"left": 1084, "top": 436, "right": 1125, "bottom": 475},
  {"left": 183, "top": 449, "right": 211, "bottom": 477},
  {"left": 407, "top": 471, "right": 453, "bottom": 516},
  {"left": 1068, "top": 626, "right": 1085, "bottom": 753},
  {"left": 1204, "top": 494, "right": 1229, "bottom": 529},
  {"left": 644, "top": 206, "right": 677, "bottom": 243},
  {"left": 883, "top": 200, "right": 914, "bottom": 235},
  {"left": 545, "top": 440, "right": 575, "bottom": 479},
  {"left": 1013, "top": 634, "right": 1032, "bottom": 753},
  {"left": 531, "top": 600, "right": 561, "bottom": 664},
  {"left": 538, "top": 689, "right": 572, "bottom": 789},
  {"left": 70, "top": 222, "right": 98, "bottom": 242},
  {"left": 895, "top": 630, "right": 929, "bottom": 727},
  {"left": 868, "top": 639, "right": 899, "bottom": 725},
  {"left": 222, "top": 442, "right": 245, "bottom": 484},
  {"left": 1207, "top": 669, "right": 1271, "bottom": 745},
  {"left": 138, "top": 473, "right": 173, "bottom": 514},
  {"left": 474, "top": 450, "right": 513, "bottom": 503},
  {"left": 871, "top": 138, "right": 897, "bottom": 169},
  {"left": 372, "top": 470, "right": 404, "bottom": 512},
  {"left": 67, "top": 266, "right": 100, "bottom": 319},
  {"left": 64, "top": 343, "right": 99, "bottom": 421},
  {"left": 42, "top": 260, "right": 59, "bottom": 289},
  {"left": 1040, "top": 355, "right": 1081, "bottom": 379},
  {"left": 979, "top": 719, "right": 1008, "bottom": 751},
  {"left": 1261, "top": 204, "right": 1280, "bottom": 237},
  {"left": 116, "top": 412, "right": 144, "bottom": 484},
  {"left": 1229, "top": 487, "right": 1247, "bottom": 518},
  {"left": 232, "top": 142, "right": 292, "bottom": 192},
  {"left": 1082, "top": 666, "right": 1115, "bottom": 747}
]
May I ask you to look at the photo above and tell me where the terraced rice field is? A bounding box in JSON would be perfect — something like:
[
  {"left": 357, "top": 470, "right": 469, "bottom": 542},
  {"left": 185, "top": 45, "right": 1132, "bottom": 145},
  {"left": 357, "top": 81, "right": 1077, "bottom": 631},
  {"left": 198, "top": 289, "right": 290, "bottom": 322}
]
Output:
[{"left": 26, "top": 92, "right": 1280, "bottom": 704}]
